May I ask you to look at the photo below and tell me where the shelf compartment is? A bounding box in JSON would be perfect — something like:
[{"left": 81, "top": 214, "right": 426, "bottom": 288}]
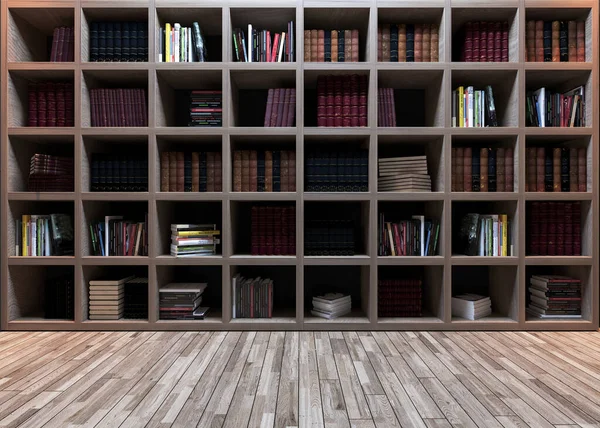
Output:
[
  {"left": 451, "top": 265, "right": 519, "bottom": 322},
  {"left": 304, "top": 265, "right": 370, "bottom": 323}
]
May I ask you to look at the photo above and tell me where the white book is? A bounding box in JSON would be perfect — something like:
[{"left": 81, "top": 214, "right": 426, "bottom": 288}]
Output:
[{"left": 248, "top": 24, "right": 253, "bottom": 62}]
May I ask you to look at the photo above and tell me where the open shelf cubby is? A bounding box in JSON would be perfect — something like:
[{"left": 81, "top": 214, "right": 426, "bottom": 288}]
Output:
[{"left": 1, "top": 0, "right": 597, "bottom": 331}]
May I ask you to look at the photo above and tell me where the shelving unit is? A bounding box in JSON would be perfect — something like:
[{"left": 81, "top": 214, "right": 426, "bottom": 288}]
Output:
[{"left": 1, "top": 0, "right": 597, "bottom": 331}]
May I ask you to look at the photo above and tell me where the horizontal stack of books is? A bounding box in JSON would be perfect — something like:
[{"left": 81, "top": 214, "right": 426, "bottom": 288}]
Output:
[
  {"left": 232, "top": 22, "right": 294, "bottom": 62},
  {"left": 89, "top": 215, "right": 148, "bottom": 256},
  {"left": 304, "top": 29, "right": 359, "bottom": 62},
  {"left": 378, "top": 88, "right": 396, "bottom": 127},
  {"left": 160, "top": 283, "right": 209, "bottom": 320},
  {"left": 45, "top": 272, "right": 74, "bottom": 319},
  {"left": 317, "top": 75, "right": 367, "bottom": 127},
  {"left": 88, "top": 275, "right": 133, "bottom": 320},
  {"left": 90, "top": 154, "right": 148, "bottom": 192},
  {"left": 170, "top": 224, "right": 220, "bottom": 257},
  {"left": 232, "top": 274, "right": 274, "bottom": 319},
  {"left": 452, "top": 294, "right": 492, "bottom": 320},
  {"left": 526, "top": 20, "right": 585, "bottom": 62},
  {"left": 379, "top": 24, "right": 439, "bottom": 62},
  {"left": 305, "top": 150, "right": 368, "bottom": 192},
  {"left": 264, "top": 88, "right": 296, "bottom": 127},
  {"left": 527, "top": 275, "right": 582, "bottom": 319},
  {"left": 456, "top": 21, "right": 509, "bottom": 62},
  {"left": 251, "top": 206, "right": 295, "bottom": 256},
  {"left": 311, "top": 293, "right": 351, "bottom": 320},
  {"left": 28, "top": 154, "right": 74, "bottom": 192},
  {"left": 16, "top": 214, "right": 73, "bottom": 257},
  {"left": 528, "top": 202, "right": 581, "bottom": 256},
  {"left": 451, "top": 85, "right": 498, "bottom": 127},
  {"left": 90, "top": 88, "right": 147, "bottom": 127},
  {"left": 50, "top": 27, "right": 74, "bottom": 62},
  {"left": 123, "top": 277, "right": 148, "bottom": 319},
  {"left": 160, "top": 151, "right": 222, "bottom": 192},
  {"left": 378, "top": 155, "right": 431, "bottom": 192},
  {"left": 234, "top": 150, "right": 296, "bottom": 192},
  {"left": 89, "top": 22, "right": 148, "bottom": 62},
  {"left": 457, "top": 213, "right": 512, "bottom": 257},
  {"left": 526, "top": 147, "right": 587, "bottom": 192},
  {"left": 378, "top": 278, "right": 422, "bottom": 317},
  {"left": 379, "top": 214, "right": 440, "bottom": 257},
  {"left": 159, "top": 22, "right": 207, "bottom": 62},
  {"left": 305, "top": 220, "right": 355, "bottom": 256},
  {"left": 189, "top": 90, "right": 222, "bottom": 127},
  {"left": 526, "top": 86, "right": 585, "bottom": 127},
  {"left": 28, "top": 82, "right": 74, "bottom": 127},
  {"left": 452, "top": 147, "right": 515, "bottom": 192}
]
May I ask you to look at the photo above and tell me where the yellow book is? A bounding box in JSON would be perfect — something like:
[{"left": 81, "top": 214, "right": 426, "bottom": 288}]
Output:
[
  {"left": 502, "top": 214, "right": 508, "bottom": 256},
  {"left": 458, "top": 86, "right": 464, "bottom": 128},
  {"left": 22, "top": 215, "right": 29, "bottom": 256},
  {"left": 165, "top": 23, "right": 171, "bottom": 62}
]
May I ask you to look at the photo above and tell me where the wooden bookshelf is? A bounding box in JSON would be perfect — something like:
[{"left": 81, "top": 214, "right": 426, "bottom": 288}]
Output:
[{"left": 0, "top": 0, "right": 597, "bottom": 331}]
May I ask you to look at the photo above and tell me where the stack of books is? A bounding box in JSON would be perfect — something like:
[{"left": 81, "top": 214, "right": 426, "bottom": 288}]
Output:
[
  {"left": 457, "top": 213, "right": 512, "bottom": 257},
  {"left": 89, "top": 22, "right": 148, "bottom": 62},
  {"left": 89, "top": 215, "right": 148, "bottom": 257},
  {"left": 90, "top": 154, "right": 148, "bottom": 192},
  {"left": 28, "top": 154, "right": 74, "bottom": 192},
  {"left": 452, "top": 294, "right": 492, "bottom": 320},
  {"left": 451, "top": 86, "right": 498, "bottom": 128},
  {"left": 45, "top": 272, "right": 74, "bottom": 319},
  {"left": 526, "top": 20, "right": 585, "bottom": 62},
  {"left": 378, "top": 88, "right": 396, "bottom": 127},
  {"left": 378, "top": 155, "right": 431, "bottom": 192},
  {"left": 15, "top": 214, "right": 73, "bottom": 257},
  {"left": 233, "top": 150, "right": 296, "bottom": 192},
  {"left": 90, "top": 88, "right": 148, "bottom": 127},
  {"left": 456, "top": 21, "right": 509, "bottom": 62},
  {"left": 49, "top": 27, "right": 74, "bottom": 62},
  {"left": 251, "top": 206, "right": 295, "bottom": 256},
  {"left": 378, "top": 24, "right": 440, "bottom": 62},
  {"left": 263, "top": 89, "right": 296, "bottom": 127},
  {"left": 171, "top": 224, "right": 220, "bottom": 257},
  {"left": 528, "top": 202, "right": 581, "bottom": 256},
  {"left": 232, "top": 274, "right": 274, "bottom": 319},
  {"left": 378, "top": 214, "right": 440, "bottom": 256},
  {"left": 317, "top": 75, "right": 368, "bottom": 127},
  {"left": 159, "top": 22, "right": 207, "bottom": 62},
  {"left": 159, "top": 283, "right": 209, "bottom": 320},
  {"left": 526, "top": 147, "right": 586, "bottom": 192},
  {"left": 28, "top": 82, "right": 74, "bottom": 127},
  {"left": 232, "top": 22, "right": 294, "bottom": 62},
  {"left": 305, "top": 220, "right": 355, "bottom": 256},
  {"left": 526, "top": 86, "right": 585, "bottom": 127},
  {"left": 124, "top": 277, "right": 148, "bottom": 319},
  {"left": 304, "top": 150, "right": 368, "bottom": 192},
  {"left": 527, "top": 275, "right": 582, "bottom": 319},
  {"left": 160, "top": 151, "right": 222, "bottom": 192},
  {"left": 304, "top": 29, "right": 359, "bottom": 62},
  {"left": 452, "top": 147, "right": 515, "bottom": 192},
  {"left": 88, "top": 275, "right": 133, "bottom": 320},
  {"left": 188, "top": 90, "right": 222, "bottom": 127},
  {"left": 311, "top": 293, "right": 351, "bottom": 320},
  {"left": 378, "top": 278, "right": 422, "bottom": 317}
]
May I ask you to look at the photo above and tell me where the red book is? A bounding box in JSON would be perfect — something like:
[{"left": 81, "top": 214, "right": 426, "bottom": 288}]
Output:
[
  {"left": 480, "top": 21, "right": 487, "bottom": 62},
  {"left": 504, "top": 147, "right": 514, "bottom": 192},
  {"left": 463, "top": 147, "right": 472, "bottom": 191},
  {"left": 281, "top": 88, "right": 291, "bottom": 127},
  {"left": 464, "top": 22, "right": 473, "bottom": 62},
  {"left": 501, "top": 22, "right": 509, "bottom": 62},
  {"left": 270, "top": 88, "right": 280, "bottom": 127},
  {"left": 275, "top": 89, "right": 286, "bottom": 127},
  {"left": 50, "top": 27, "right": 61, "bottom": 61},
  {"left": 264, "top": 88, "right": 274, "bottom": 127},
  {"left": 577, "top": 148, "right": 586, "bottom": 192},
  {"left": 576, "top": 22, "right": 585, "bottom": 61},
  {"left": 286, "top": 88, "right": 296, "bottom": 126},
  {"left": 472, "top": 22, "right": 480, "bottom": 62}
]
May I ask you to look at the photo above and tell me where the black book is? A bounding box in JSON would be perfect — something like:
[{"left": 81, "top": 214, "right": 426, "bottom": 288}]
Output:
[
  {"left": 543, "top": 21, "right": 552, "bottom": 62},
  {"left": 561, "top": 147, "right": 570, "bottom": 192},
  {"left": 98, "top": 22, "right": 107, "bottom": 61},
  {"left": 544, "top": 147, "right": 553, "bottom": 191},
  {"left": 122, "top": 22, "right": 130, "bottom": 61},
  {"left": 488, "top": 148, "right": 497, "bottom": 192},
  {"left": 140, "top": 22, "right": 148, "bottom": 61},
  {"left": 200, "top": 152, "right": 207, "bottom": 192},
  {"left": 390, "top": 24, "right": 398, "bottom": 62},
  {"left": 184, "top": 152, "right": 192, "bottom": 192},
  {"left": 559, "top": 21, "right": 568, "bottom": 62},
  {"left": 106, "top": 22, "right": 114, "bottom": 61},
  {"left": 406, "top": 24, "right": 415, "bottom": 62},
  {"left": 114, "top": 22, "right": 122, "bottom": 61},
  {"left": 90, "top": 22, "right": 99, "bottom": 62},
  {"left": 258, "top": 150, "right": 265, "bottom": 191},
  {"left": 472, "top": 149, "right": 480, "bottom": 191},
  {"left": 273, "top": 151, "right": 281, "bottom": 191},
  {"left": 338, "top": 31, "right": 345, "bottom": 62},
  {"left": 324, "top": 30, "right": 331, "bottom": 62},
  {"left": 130, "top": 22, "right": 138, "bottom": 62}
]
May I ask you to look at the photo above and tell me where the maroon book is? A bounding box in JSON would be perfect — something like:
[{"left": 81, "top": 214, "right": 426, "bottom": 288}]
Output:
[
  {"left": 276, "top": 88, "right": 286, "bottom": 127},
  {"left": 480, "top": 21, "right": 487, "bottom": 62},
  {"left": 286, "top": 88, "right": 296, "bottom": 126},
  {"left": 264, "top": 88, "right": 274, "bottom": 127}
]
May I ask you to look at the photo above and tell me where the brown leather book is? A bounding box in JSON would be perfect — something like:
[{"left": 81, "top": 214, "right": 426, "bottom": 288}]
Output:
[
  {"left": 176, "top": 152, "right": 184, "bottom": 191},
  {"left": 351, "top": 30, "right": 359, "bottom": 62},
  {"left": 551, "top": 21, "right": 560, "bottom": 62},
  {"left": 576, "top": 21, "right": 585, "bottom": 62},
  {"left": 535, "top": 20, "right": 544, "bottom": 62},
  {"left": 569, "top": 147, "right": 578, "bottom": 192},
  {"left": 455, "top": 147, "right": 464, "bottom": 192},
  {"left": 160, "top": 151, "right": 169, "bottom": 192},
  {"left": 214, "top": 152, "right": 222, "bottom": 192},
  {"left": 233, "top": 150, "right": 242, "bottom": 192},
  {"left": 169, "top": 152, "right": 177, "bottom": 192},
  {"left": 496, "top": 148, "right": 505, "bottom": 191},
  {"left": 331, "top": 30, "right": 338, "bottom": 62},
  {"left": 526, "top": 21, "right": 535, "bottom": 61},
  {"left": 288, "top": 151, "right": 296, "bottom": 191},
  {"left": 422, "top": 24, "right": 431, "bottom": 62},
  {"left": 265, "top": 151, "right": 273, "bottom": 191},
  {"left": 206, "top": 152, "right": 215, "bottom": 192},
  {"left": 249, "top": 150, "right": 257, "bottom": 192},
  {"left": 479, "top": 148, "right": 488, "bottom": 192},
  {"left": 536, "top": 147, "right": 545, "bottom": 191},
  {"left": 414, "top": 24, "right": 423, "bottom": 62},
  {"left": 578, "top": 148, "right": 586, "bottom": 191},
  {"left": 463, "top": 147, "right": 472, "bottom": 192},
  {"left": 377, "top": 27, "right": 382, "bottom": 62},
  {"left": 504, "top": 147, "right": 514, "bottom": 192},
  {"left": 317, "top": 30, "right": 325, "bottom": 62},
  {"left": 344, "top": 30, "right": 352, "bottom": 62},
  {"left": 451, "top": 148, "right": 457, "bottom": 192},
  {"left": 526, "top": 147, "right": 536, "bottom": 192},
  {"left": 381, "top": 25, "right": 390, "bottom": 62},
  {"left": 192, "top": 152, "right": 200, "bottom": 192},
  {"left": 568, "top": 21, "right": 577, "bottom": 61},
  {"left": 280, "top": 150, "right": 289, "bottom": 192},
  {"left": 553, "top": 147, "right": 561, "bottom": 191},
  {"left": 310, "top": 30, "right": 318, "bottom": 62},
  {"left": 304, "top": 30, "right": 311, "bottom": 62},
  {"left": 429, "top": 24, "right": 437, "bottom": 62},
  {"left": 241, "top": 150, "right": 250, "bottom": 192}
]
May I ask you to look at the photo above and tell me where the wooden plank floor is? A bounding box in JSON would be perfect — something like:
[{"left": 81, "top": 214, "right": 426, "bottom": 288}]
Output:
[{"left": 1, "top": 332, "right": 600, "bottom": 427}]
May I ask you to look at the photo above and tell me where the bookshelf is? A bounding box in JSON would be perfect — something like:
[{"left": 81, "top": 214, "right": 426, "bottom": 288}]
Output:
[{"left": 0, "top": 0, "right": 597, "bottom": 331}]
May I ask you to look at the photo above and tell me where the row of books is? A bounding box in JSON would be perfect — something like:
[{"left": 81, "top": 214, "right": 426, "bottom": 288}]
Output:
[
  {"left": 378, "top": 24, "right": 440, "bottom": 62},
  {"left": 377, "top": 88, "right": 396, "bottom": 127},
  {"left": 526, "top": 86, "right": 585, "bottom": 128},
  {"left": 526, "top": 147, "right": 587, "bottom": 192},
  {"left": 232, "top": 274, "right": 274, "bottom": 319},
  {"left": 160, "top": 151, "right": 222, "bottom": 192},
  {"left": 159, "top": 23, "right": 207, "bottom": 63},
  {"left": 233, "top": 150, "right": 296, "bottom": 192},
  {"left": 170, "top": 224, "right": 220, "bottom": 258},
  {"left": 457, "top": 21, "right": 509, "bottom": 62},
  {"left": 160, "top": 283, "right": 209, "bottom": 320},
  {"left": 28, "top": 82, "right": 74, "bottom": 127},
  {"left": 91, "top": 154, "right": 148, "bottom": 192},
  {"left": 458, "top": 213, "right": 512, "bottom": 257},
  {"left": 451, "top": 148, "right": 515, "bottom": 192},
  {"left": 251, "top": 206, "right": 296, "bottom": 256},
  {"left": 88, "top": 275, "right": 148, "bottom": 320},
  {"left": 317, "top": 75, "right": 368, "bottom": 127},
  {"left": 89, "top": 215, "right": 148, "bottom": 256},
  {"left": 311, "top": 293, "right": 351, "bottom": 320},
  {"left": 452, "top": 294, "right": 492, "bottom": 320},
  {"left": 378, "top": 279, "right": 422, "bottom": 317},
  {"left": 232, "top": 22, "right": 294, "bottom": 62},
  {"left": 188, "top": 90, "right": 222, "bottom": 127},
  {"left": 305, "top": 220, "right": 355, "bottom": 256},
  {"left": 304, "top": 29, "right": 359, "bottom": 62},
  {"left": 90, "top": 88, "right": 148, "bottom": 127},
  {"left": 526, "top": 20, "right": 585, "bottom": 62},
  {"left": 305, "top": 150, "right": 368, "bottom": 192},
  {"left": 527, "top": 275, "right": 581, "bottom": 319},
  {"left": 49, "top": 27, "right": 74, "bottom": 62},
  {"left": 379, "top": 214, "right": 440, "bottom": 257},
  {"left": 451, "top": 86, "right": 498, "bottom": 128},
  {"left": 90, "top": 22, "right": 148, "bottom": 62},
  {"left": 16, "top": 214, "right": 73, "bottom": 257},
  {"left": 28, "top": 154, "right": 74, "bottom": 192},
  {"left": 378, "top": 155, "right": 431, "bottom": 192},
  {"left": 528, "top": 202, "right": 581, "bottom": 256},
  {"left": 46, "top": 273, "right": 74, "bottom": 319},
  {"left": 264, "top": 88, "right": 296, "bottom": 127}
]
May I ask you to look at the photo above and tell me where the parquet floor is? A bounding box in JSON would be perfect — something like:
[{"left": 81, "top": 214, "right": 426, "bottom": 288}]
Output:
[{"left": 1, "top": 331, "right": 600, "bottom": 427}]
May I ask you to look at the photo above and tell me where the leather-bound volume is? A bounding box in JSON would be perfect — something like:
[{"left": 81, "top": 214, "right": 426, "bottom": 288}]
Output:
[
  {"left": 214, "top": 152, "right": 222, "bottom": 192},
  {"left": 280, "top": 151, "right": 289, "bottom": 192},
  {"left": 535, "top": 20, "right": 544, "bottom": 62},
  {"left": 249, "top": 150, "right": 258, "bottom": 192},
  {"left": 422, "top": 24, "right": 430, "bottom": 62},
  {"left": 241, "top": 150, "right": 250, "bottom": 192},
  {"left": 543, "top": 21, "right": 552, "bottom": 61},
  {"left": 265, "top": 151, "right": 273, "bottom": 192},
  {"left": 176, "top": 152, "right": 184, "bottom": 192},
  {"left": 206, "top": 152, "right": 215, "bottom": 192},
  {"left": 406, "top": 24, "right": 414, "bottom": 62},
  {"left": 553, "top": 147, "right": 561, "bottom": 191},
  {"left": 351, "top": 30, "right": 359, "bottom": 62},
  {"left": 496, "top": 148, "right": 505, "bottom": 192},
  {"left": 526, "top": 147, "right": 536, "bottom": 192},
  {"left": 429, "top": 24, "right": 438, "bottom": 62},
  {"left": 288, "top": 151, "right": 296, "bottom": 191},
  {"left": 551, "top": 21, "right": 560, "bottom": 62},
  {"left": 317, "top": 30, "right": 325, "bottom": 62},
  {"left": 559, "top": 21, "right": 568, "bottom": 62},
  {"left": 169, "top": 152, "right": 177, "bottom": 191},
  {"left": 310, "top": 30, "right": 318, "bottom": 62},
  {"left": 560, "top": 148, "right": 569, "bottom": 192},
  {"left": 344, "top": 30, "right": 352, "bottom": 63},
  {"left": 479, "top": 148, "right": 488, "bottom": 192},
  {"left": 381, "top": 25, "right": 390, "bottom": 62},
  {"left": 304, "top": 30, "right": 311, "bottom": 62},
  {"left": 472, "top": 22, "right": 480, "bottom": 63},
  {"left": 479, "top": 21, "right": 487, "bottom": 62},
  {"left": 414, "top": 24, "right": 422, "bottom": 62},
  {"left": 192, "top": 152, "right": 200, "bottom": 192},
  {"left": 569, "top": 147, "right": 578, "bottom": 192},
  {"left": 463, "top": 147, "right": 472, "bottom": 192},
  {"left": 331, "top": 31, "right": 338, "bottom": 62},
  {"left": 577, "top": 148, "right": 586, "bottom": 192},
  {"left": 536, "top": 147, "right": 545, "bottom": 192},
  {"left": 526, "top": 21, "right": 535, "bottom": 61},
  {"left": 576, "top": 21, "right": 585, "bottom": 62},
  {"left": 568, "top": 21, "right": 577, "bottom": 61},
  {"left": 455, "top": 147, "right": 464, "bottom": 192},
  {"left": 161, "top": 152, "right": 169, "bottom": 191}
]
